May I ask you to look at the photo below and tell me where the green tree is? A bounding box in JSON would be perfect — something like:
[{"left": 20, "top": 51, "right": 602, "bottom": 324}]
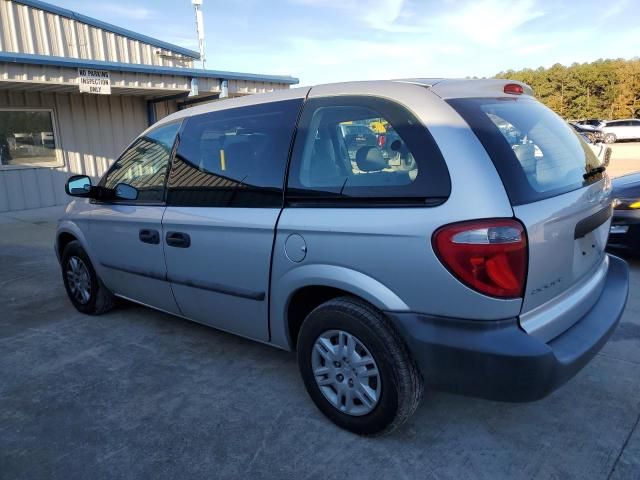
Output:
[{"left": 495, "top": 58, "right": 640, "bottom": 120}]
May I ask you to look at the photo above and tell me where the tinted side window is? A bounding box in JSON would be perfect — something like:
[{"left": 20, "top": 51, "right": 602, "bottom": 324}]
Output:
[
  {"left": 167, "top": 99, "right": 303, "bottom": 207},
  {"left": 286, "top": 96, "right": 450, "bottom": 205},
  {"left": 100, "top": 122, "right": 180, "bottom": 203}
]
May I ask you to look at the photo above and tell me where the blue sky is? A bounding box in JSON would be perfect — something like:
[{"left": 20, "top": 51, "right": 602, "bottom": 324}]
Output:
[{"left": 54, "top": 0, "right": 639, "bottom": 85}]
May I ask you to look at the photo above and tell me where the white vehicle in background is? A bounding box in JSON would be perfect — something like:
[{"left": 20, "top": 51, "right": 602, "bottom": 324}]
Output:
[
  {"left": 600, "top": 119, "right": 640, "bottom": 143},
  {"left": 578, "top": 132, "right": 612, "bottom": 167}
]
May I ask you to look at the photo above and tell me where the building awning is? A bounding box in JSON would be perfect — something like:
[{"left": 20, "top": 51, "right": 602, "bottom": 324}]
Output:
[{"left": 0, "top": 52, "right": 299, "bottom": 99}]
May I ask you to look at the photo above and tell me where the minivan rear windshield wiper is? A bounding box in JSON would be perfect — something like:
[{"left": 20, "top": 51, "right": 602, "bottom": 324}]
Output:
[{"left": 583, "top": 165, "right": 606, "bottom": 180}]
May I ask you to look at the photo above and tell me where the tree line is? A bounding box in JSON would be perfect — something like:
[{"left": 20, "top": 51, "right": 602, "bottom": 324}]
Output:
[{"left": 496, "top": 58, "right": 640, "bottom": 121}]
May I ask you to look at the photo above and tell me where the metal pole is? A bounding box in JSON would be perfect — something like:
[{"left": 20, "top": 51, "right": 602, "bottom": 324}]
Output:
[{"left": 192, "top": 0, "right": 206, "bottom": 69}]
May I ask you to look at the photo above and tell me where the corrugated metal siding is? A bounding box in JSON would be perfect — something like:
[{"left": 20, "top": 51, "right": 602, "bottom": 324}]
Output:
[
  {"left": 0, "top": 91, "right": 147, "bottom": 212},
  {"left": 0, "top": 61, "right": 203, "bottom": 94},
  {"left": 230, "top": 80, "right": 288, "bottom": 95},
  {"left": 0, "top": 0, "right": 194, "bottom": 68}
]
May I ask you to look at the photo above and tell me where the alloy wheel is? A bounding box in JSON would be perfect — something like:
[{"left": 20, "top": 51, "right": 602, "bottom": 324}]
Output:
[{"left": 66, "top": 256, "right": 91, "bottom": 305}]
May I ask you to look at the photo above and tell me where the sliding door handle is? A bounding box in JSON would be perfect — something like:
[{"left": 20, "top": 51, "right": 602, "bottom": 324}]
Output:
[{"left": 166, "top": 231, "right": 191, "bottom": 248}]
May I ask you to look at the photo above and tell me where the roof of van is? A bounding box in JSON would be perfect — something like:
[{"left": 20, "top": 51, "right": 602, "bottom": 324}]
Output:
[
  {"left": 154, "top": 78, "right": 534, "bottom": 127},
  {"left": 401, "top": 78, "right": 534, "bottom": 98}
]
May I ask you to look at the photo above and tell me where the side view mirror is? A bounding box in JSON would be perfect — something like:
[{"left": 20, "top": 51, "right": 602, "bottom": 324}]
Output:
[
  {"left": 65, "top": 175, "right": 92, "bottom": 197},
  {"left": 114, "top": 183, "right": 138, "bottom": 201}
]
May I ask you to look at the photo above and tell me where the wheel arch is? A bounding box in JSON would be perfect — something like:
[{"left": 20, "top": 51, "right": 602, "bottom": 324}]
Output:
[
  {"left": 270, "top": 264, "right": 410, "bottom": 350},
  {"left": 55, "top": 221, "right": 95, "bottom": 265}
]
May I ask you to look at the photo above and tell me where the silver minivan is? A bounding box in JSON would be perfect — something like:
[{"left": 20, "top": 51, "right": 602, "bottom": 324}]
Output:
[{"left": 57, "top": 79, "right": 629, "bottom": 435}]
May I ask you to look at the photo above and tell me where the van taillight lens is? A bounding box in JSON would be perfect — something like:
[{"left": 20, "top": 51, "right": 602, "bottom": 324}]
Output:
[
  {"left": 377, "top": 135, "right": 386, "bottom": 147},
  {"left": 432, "top": 219, "right": 527, "bottom": 298}
]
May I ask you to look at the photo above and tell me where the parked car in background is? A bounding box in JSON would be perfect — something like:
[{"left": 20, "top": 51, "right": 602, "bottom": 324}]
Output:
[
  {"left": 575, "top": 119, "right": 603, "bottom": 127},
  {"left": 338, "top": 123, "right": 378, "bottom": 159},
  {"left": 578, "top": 132, "right": 612, "bottom": 167},
  {"left": 609, "top": 172, "right": 640, "bottom": 250},
  {"left": 40, "top": 131, "right": 55, "bottom": 148},
  {"left": 601, "top": 119, "right": 640, "bottom": 143},
  {"left": 57, "top": 79, "right": 629, "bottom": 435},
  {"left": 570, "top": 122, "right": 604, "bottom": 143}
]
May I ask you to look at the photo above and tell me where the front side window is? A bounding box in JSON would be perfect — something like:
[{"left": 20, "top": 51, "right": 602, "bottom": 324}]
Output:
[
  {"left": 100, "top": 122, "right": 180, "bottom": 203},
  {"left": 0, "top": 110, "right": 60, "bottom": 168},
  {"left": 166, "top": 99, "right": 302, "bottom": 207},
  {"left": 287, "top": 96, "right": 450, "bottom": 204}
]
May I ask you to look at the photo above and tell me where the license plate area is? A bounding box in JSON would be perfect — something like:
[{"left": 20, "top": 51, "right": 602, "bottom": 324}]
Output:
[{"left": 573, "top": 229, "right": 607, "bottom": 281}]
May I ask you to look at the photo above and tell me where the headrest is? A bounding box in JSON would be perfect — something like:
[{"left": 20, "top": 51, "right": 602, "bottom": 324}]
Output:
[{"left": 356, "top": 146, "right": 387, "bottom": 172}]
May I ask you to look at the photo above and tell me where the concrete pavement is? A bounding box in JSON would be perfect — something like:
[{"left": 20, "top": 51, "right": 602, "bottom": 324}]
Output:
[
  {"left": 608, "top": 142, "right": 640, "bottom": 179},
  {"left": 0, "top": 206, "right": 639, "bottom": 480}
]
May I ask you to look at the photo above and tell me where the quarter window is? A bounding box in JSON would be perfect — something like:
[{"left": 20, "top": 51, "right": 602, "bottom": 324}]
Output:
[
  {"left": 286, "top": 96, "right": 450, "bottom": 204},
  {"left": 167, "top": 99, "right": 303, "bottom": 207},
  {"left": 0, "top": 109, "right": 60, "bottom": 168},
  {"left": 100, "top": 122, "right": 180, "bottom": 203}
]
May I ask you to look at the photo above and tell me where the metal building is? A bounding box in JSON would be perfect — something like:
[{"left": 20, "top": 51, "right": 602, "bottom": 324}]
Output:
[{"left": 0, "top": 0, "right": 298, "bottom": 212}]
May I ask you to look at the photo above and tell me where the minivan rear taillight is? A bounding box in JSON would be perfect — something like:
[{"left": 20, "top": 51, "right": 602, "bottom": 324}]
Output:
[{"left": 432, "top": 219, "right": 527, "bottom": 298}]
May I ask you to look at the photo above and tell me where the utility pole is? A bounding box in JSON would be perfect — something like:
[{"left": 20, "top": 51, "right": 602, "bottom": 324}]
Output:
[{"left": 192, "top": 0, "right": 206, "bottom": 69}]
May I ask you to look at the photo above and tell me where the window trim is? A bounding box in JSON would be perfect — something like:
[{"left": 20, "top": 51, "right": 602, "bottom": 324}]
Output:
[
  {"left": 284, "top": 95, "right": 451, "bottom": 207},
  {"left": 0, "top": 107, "right": 64, "bottom": 170},
  {"left": 93, "top": 119, "right": 182, "bottom": 206}
]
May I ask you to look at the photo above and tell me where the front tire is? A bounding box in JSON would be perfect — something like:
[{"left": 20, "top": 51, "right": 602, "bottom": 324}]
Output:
[
  {"left": 61, "top": 240, "right": 114, "bottom": 315},
  {"left": 604, "top": 133, "right": 617, "bottom": 144},
  {"left": 297, "top": 297, "right": 423, "bottom": 435}
]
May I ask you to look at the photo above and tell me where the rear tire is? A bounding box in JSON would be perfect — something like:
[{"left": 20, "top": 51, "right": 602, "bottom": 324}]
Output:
[
  {"left": 604, "top": 133, "right": 617, "bottom": 144},
  {"left": 61, "top": 240, "right": 114, "bottom": 315},
  {"left": 297, "top": 296, "right": 423, "bottom": 435}
]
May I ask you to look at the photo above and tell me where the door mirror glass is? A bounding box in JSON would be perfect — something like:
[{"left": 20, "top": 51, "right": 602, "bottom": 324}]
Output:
[
  {"left": 65, "top": 175, "right": 92, "bottom": 197},
  {"left": 114, "top": 183, "right": 138, "bottom": 201}
]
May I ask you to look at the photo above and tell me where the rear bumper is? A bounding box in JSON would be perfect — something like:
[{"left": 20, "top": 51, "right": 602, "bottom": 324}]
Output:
[{"left": 389, "top": 254, "right": 629, "bottom": 402}]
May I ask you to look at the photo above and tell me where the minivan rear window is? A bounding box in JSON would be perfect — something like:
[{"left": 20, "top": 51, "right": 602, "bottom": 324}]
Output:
[{"left": 448, "top": 98, "right": 602, "bottom": 205}]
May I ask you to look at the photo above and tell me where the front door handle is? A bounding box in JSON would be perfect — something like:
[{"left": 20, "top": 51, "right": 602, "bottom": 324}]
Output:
[
  {"left": 166, "top": 231, "right": 191, "bottom": 248},
  {"left": 139, "top": 229, "right": 160, "bottom": 244}
]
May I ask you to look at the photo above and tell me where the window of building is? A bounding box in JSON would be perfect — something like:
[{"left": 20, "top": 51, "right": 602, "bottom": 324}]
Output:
[
  {"left": 99, "top": 122, "right": 181, "bottom": 203},
  {"left": 286, "top": 96, "right": 450, "bottom": 204},
  {"left": 0, "top": 109, "right": 61, "bottom": 168},
  {"left": 167, "top": 99, "right": 303, "bottom": 207}
]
